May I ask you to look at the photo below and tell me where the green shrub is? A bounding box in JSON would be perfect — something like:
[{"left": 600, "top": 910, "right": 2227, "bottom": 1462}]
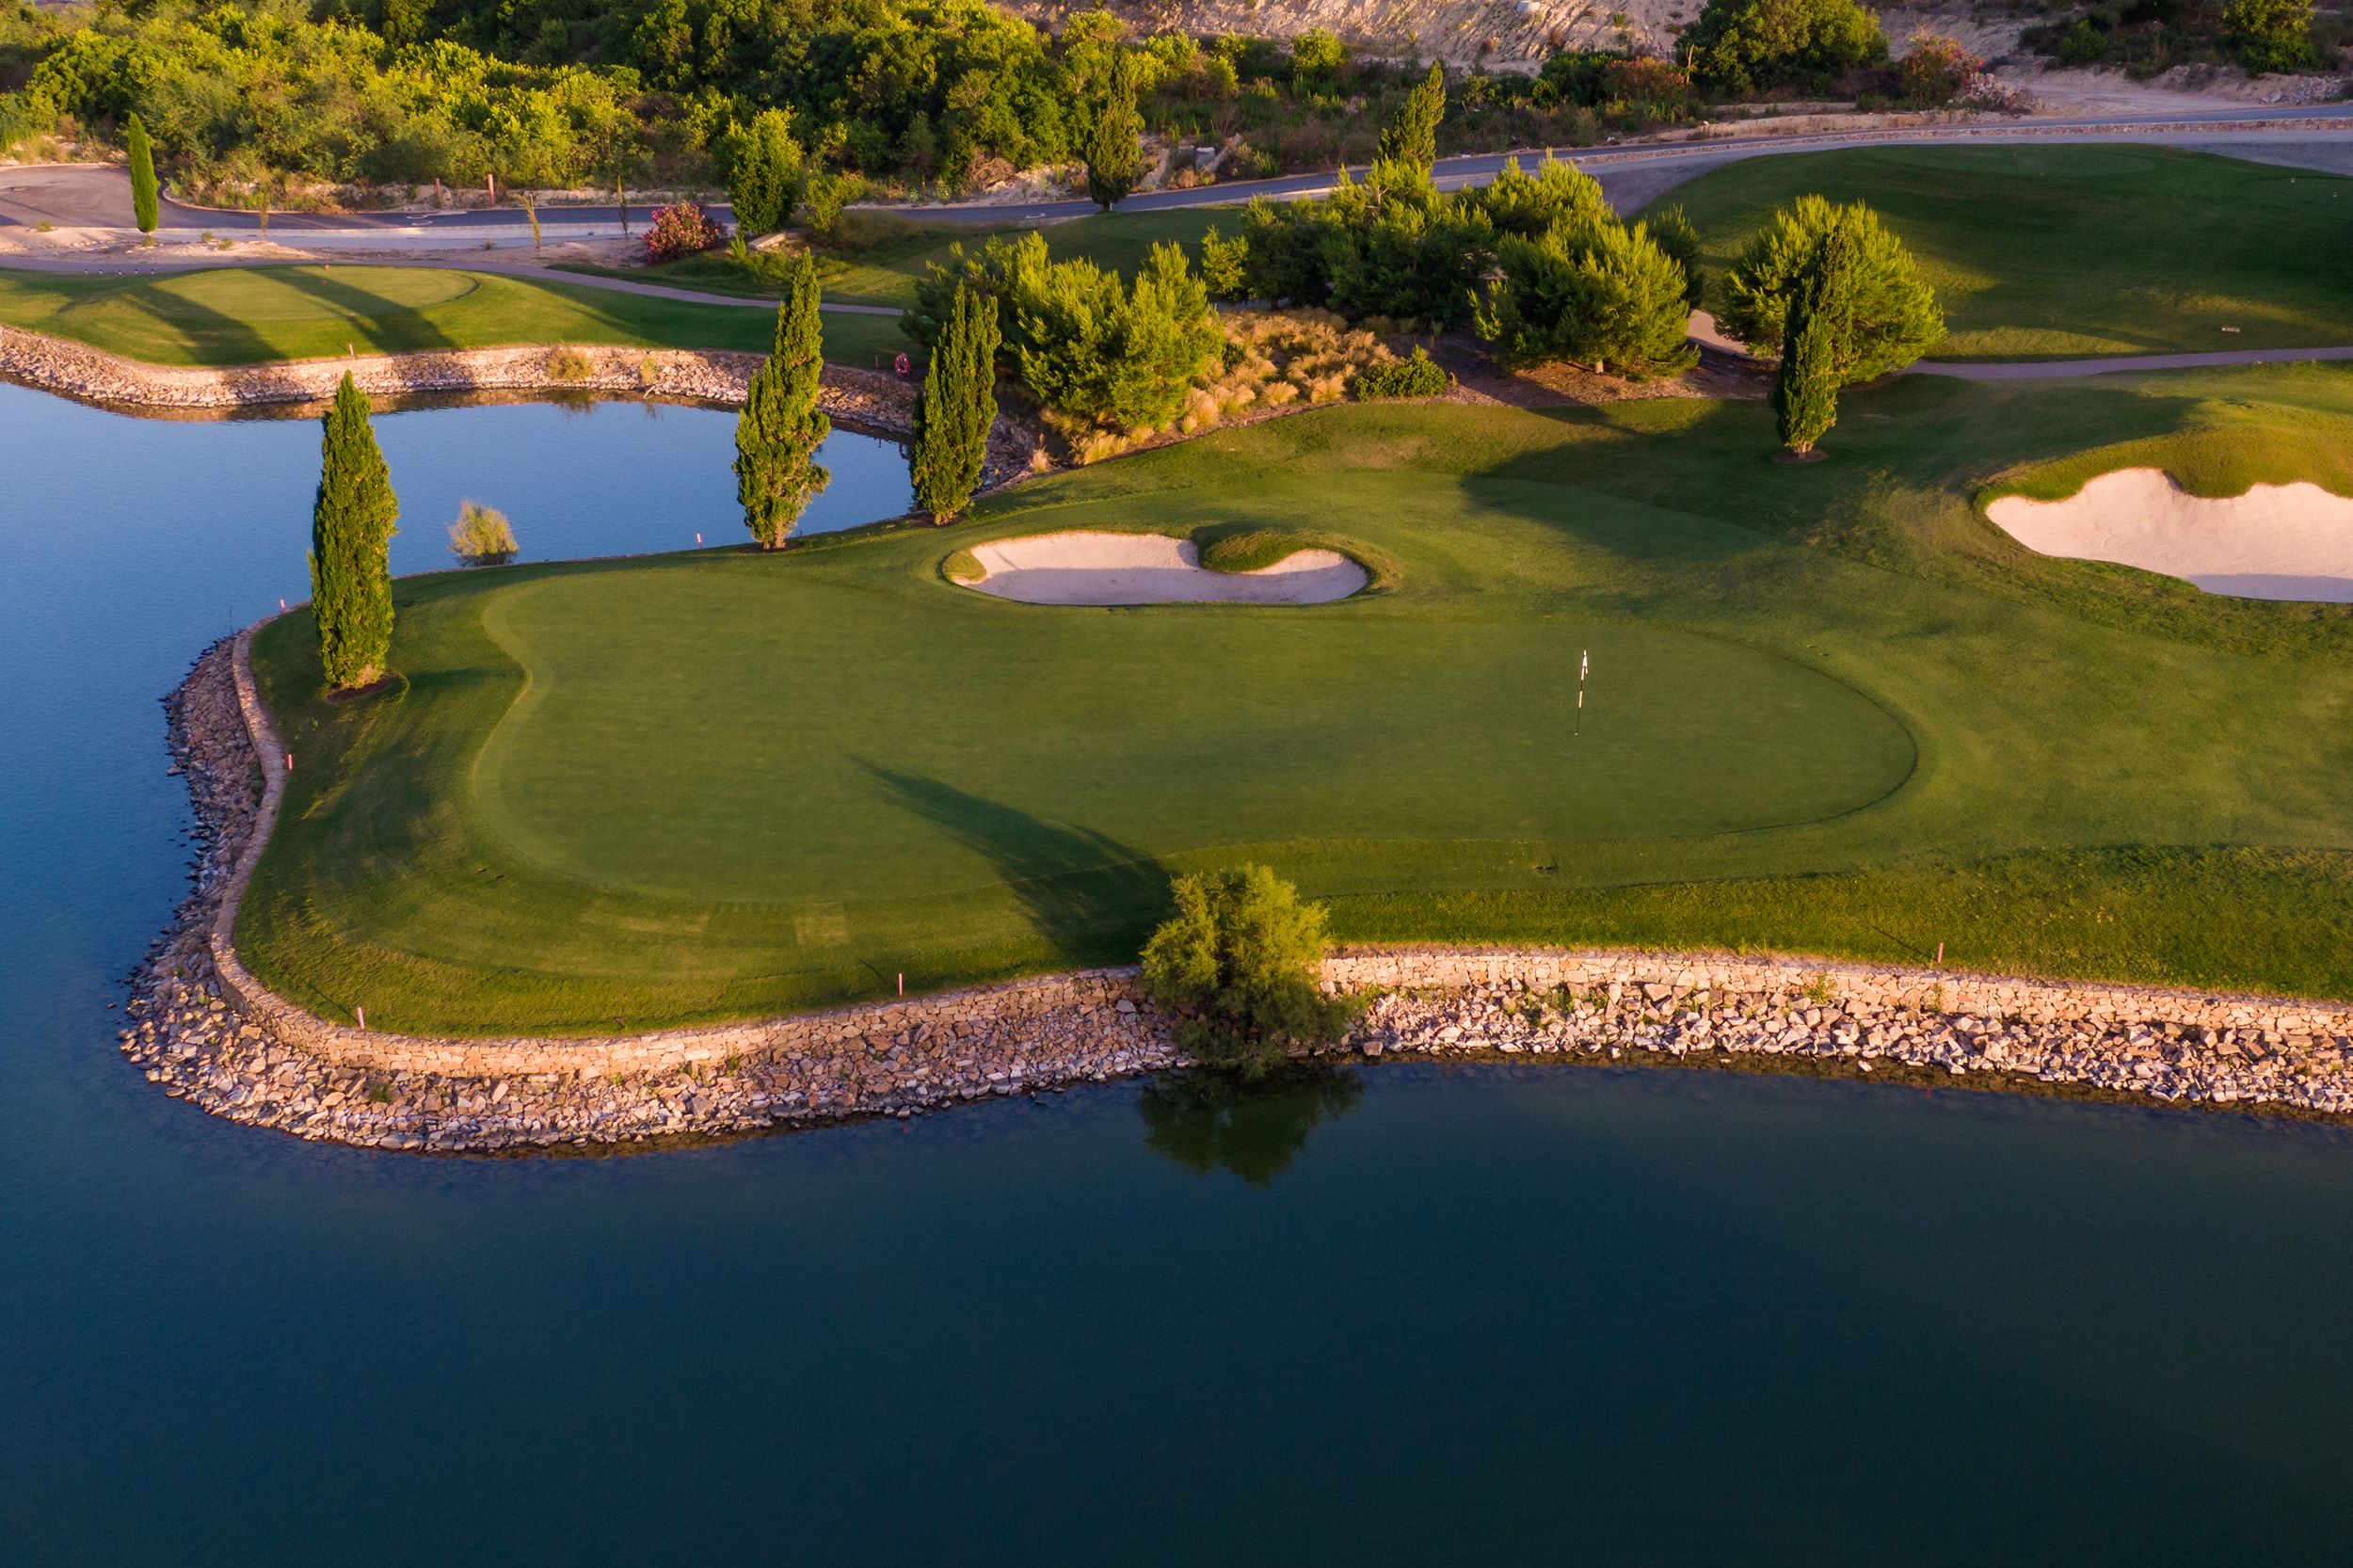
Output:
[
  {"left": 727, "top": 107, "right": 805, "bottom": 235},
  {"left": 1140, "top": 865, "right": 1363, "bottom": 1073},
  {"left": 2056, "top": 19, "right": 2107, "bottom": 65},
  {"left": 1474, "top": 217, "right": 1698, "bottom": 378},
  {"left": 1349, "top": 346, "right": 1452, "bottom": 400},
  {"left": 1719, "top": 195, "right": 1945, "bottom": 383},
  {"left": 2223, "top": 0, "right": 2320, "bottom": 71},
  {"left": 907, "top": 234, "right": 1222, "bottom": 439},
  {"left": 447, "top": 500, "right": 518, "bottom": 565},
  {"left": 1680, "top": 0, "right": 1889, "bottom": 95}
]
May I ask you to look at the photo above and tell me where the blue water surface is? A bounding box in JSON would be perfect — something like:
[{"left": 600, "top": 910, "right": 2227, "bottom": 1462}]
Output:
[{"left": 4, "top": 380, "right": 2353, "bottom": 1567}]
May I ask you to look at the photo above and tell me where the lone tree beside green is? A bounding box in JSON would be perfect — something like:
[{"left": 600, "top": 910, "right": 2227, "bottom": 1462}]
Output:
[
  {"left": 1084, "top": 51, "right": 1144, "bottom": 212},
  {"left": 310, "top": 374, "right": 398, "bottom": 690},
  {"left": 1773, "top": 276, "right": 1838, "bottom": 457},
  {"left": 1720, "top": 195, "right": 1945, "bottom": 384},
  {"left": 125, "top": 113, "right": 158, "bottom": 236},
  {"left": 1376, "top": 62, "right": 1447, "bottom": 171},
  {"left": 734, "top": 252, "right": 830, "bottom": 548},
  {"left": 1140, "top": 865, "right": 1363, "bottom": 1075},
  {"left": 910, "top": 283, "right": 1001, "bottom": 523}
]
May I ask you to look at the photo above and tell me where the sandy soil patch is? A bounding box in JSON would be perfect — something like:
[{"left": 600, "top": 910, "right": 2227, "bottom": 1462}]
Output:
[
  {"left": 1987, "top": 468, "right": 2353, "bottom": 601},
  {"left": 961, "top": 531, "right": 1368, "bottom": 605}
]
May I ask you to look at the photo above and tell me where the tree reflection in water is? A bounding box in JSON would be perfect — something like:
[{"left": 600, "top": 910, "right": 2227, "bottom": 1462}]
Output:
[{"left": 1137, "top": 1064, "right": 1366, "bottom": 1188}]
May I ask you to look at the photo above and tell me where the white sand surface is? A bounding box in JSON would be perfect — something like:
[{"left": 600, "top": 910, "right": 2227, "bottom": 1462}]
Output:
[
  {"left": 961, "top": 531, "right": 1368, "bottom": 605},
  {"left": 1986, "top": 468, "right": 2353, "bottom": 602}
]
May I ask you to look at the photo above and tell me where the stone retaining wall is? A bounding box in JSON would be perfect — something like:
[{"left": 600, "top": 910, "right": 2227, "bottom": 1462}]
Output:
[
  {"left": 117, "top": 627, "right": 2353, "bottom": 1153},
  {"left": 0, "top": 323, "right": 1038, "bottom": 487}
]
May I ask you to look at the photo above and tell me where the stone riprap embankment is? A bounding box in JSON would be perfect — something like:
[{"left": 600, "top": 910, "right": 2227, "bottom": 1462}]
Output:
[
  {"left": 122, "top": 632, "right": 2353, "bottom": 1153},
  {"left": 0, "top": 323, "right": 1037, "bottom": 487}
]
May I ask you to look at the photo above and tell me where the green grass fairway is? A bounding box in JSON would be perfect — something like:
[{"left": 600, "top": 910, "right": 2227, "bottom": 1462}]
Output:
[
  {"left": 0, "top": 264, "right": 908, "bottom": 367},
  {"left": 563, "top": 207, "right": 1228, "bottom": 311},
  {"left": 1655, "top": 146, "right": 2353, "bottom": 360},
  {"left": 243, "top": 363, "right": 2353, "bottom": 1033}
]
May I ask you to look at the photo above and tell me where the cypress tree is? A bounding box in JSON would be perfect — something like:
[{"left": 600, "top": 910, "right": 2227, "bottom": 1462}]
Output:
[
  {"left": 310, "top": 374, "right": 399, "bottom": 689},
  {"left": 728, "top": 108, "right": 804, "bottom": 235},
  {"left": 910, "top": 284, "right": 1002, "bottom": 523},
  {"left": 1772, "top": 225, "right": 1855, "bottom": 456},
  {"left": 125, "top": 113, "right": 159, "bottom": 236},
  {"left": 734, "top": 253, "right": 830, "bottom": 548},
  {"left": 1376, "top": 62, "right": 1447, "bottom": 171},
  {"left": 1084, "top": 52, "right": 1144, "bottom": 213}
]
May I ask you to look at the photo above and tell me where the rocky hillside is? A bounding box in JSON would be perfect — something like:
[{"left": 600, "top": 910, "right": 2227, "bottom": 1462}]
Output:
[{"left": 1000, "top": 0, "right": 1699, "bottom": 72}]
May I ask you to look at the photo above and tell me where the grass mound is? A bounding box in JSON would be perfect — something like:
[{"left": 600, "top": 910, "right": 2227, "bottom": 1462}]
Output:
[
  {"left": 1198, "top": 529, "right": 1331, "bottom": 573},
  {"left": 1657, "top": 145, "right": 2353, "bottom": 360},
  {"left": 240, "top": 367, "right": 2353, "bottom": 1033}
]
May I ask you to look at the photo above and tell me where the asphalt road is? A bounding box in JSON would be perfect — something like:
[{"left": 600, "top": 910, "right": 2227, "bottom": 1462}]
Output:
[{"left": 7, "top": 103, "right": 2353, "bottom": 239}]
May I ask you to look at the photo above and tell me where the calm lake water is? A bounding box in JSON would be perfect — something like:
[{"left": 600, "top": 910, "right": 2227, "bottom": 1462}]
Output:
[{"left": 6, "top": 379, "right": 2353, "bottom": 1565}]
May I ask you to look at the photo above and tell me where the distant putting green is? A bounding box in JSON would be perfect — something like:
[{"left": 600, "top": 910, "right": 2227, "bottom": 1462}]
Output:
[
  {"left": 244, "top": 366, "right": 2353, "bottom": 1033},
  {"left": 1656, "top": 145, "right": 2353, "bottom": 360},
  {"left": 0, "top": 264, "right": 908, "bottom": 367}
]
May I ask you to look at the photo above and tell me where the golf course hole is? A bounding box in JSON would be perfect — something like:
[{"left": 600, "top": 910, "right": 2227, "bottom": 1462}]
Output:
[
  {"left": 1987, "top": 468, "right": 2353, "bottom": 602},
  {"left": 957, "top": 531, "right": 1369, "bottom": 606}
]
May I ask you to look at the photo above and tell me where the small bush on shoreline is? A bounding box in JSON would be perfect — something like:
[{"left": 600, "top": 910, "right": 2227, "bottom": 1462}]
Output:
[
  {"left": 1142, "top": 865, "right": 1363, "bottom": 1075},
  {"left": 448, "top": 501, "right": 518, "bottom": 566}
]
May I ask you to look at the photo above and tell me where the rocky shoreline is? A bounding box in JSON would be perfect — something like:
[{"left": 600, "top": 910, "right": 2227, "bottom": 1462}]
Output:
[
  {"left": 0, "top": 324, "right": 1037, "bottom": 488},
  {"left": 117, "top": 629, "right": 2353, "bottom": 1153}
]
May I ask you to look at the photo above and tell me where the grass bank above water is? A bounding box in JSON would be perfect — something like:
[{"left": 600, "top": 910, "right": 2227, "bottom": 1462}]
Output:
[
  {"left": 241, "top": 366, "right": 2353, "bottom": 1034},
  {"left": 0, "top": 264, "right": 911, "bottom": 368}
]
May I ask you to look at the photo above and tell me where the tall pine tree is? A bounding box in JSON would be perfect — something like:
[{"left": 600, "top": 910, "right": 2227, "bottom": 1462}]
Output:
[
  {"left": 909, "top": 285, "right": 1001, "bottom": 523},
  {"left": 1084, "top": 52, "right": 1144, "bottom": 212},
  {"left": 125, "top": 113, "right": 158, "bottom": 236},
  {"left": 310, "top": 374, "right": 399, "bottom": 689},
  {"left": 1376, "top": 63, "right": 1447, "bottom": 170},
  {"left": 734, "top": 253, "right": 830, "bottom": 548}
]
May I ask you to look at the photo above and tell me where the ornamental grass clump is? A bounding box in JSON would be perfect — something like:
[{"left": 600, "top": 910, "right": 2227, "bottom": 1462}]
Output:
[
  {"left": 1141, "top": 865, "right": 1364, "bottom": 1075},
  {"left": 447, "top": 501, "right": 518, "bottom": 565}
]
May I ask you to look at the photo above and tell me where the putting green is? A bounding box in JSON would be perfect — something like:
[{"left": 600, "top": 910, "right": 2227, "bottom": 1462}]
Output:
[
  {"left": 470, "top": 568, "right": 1912, "bottom": 904},
  {"left": 243, "top": 371, "right": 2353, "bottom": 1032}
]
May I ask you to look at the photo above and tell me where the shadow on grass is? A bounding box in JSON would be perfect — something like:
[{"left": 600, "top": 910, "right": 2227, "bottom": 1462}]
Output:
[
  {"left": 275, "top": 265, "right": 458, "bottom": 354},
  {"left": 1137, "top": 1064, "right": 1365, "bottom": 1188},
  {"left": 856, "top": 761, "right": 1173, "bottom": 961},
  {"left": 122, "top": 273, "right": 279, "bottom": 368}
]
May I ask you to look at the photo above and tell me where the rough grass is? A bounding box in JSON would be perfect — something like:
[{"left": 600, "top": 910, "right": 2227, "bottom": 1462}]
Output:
[
  {"left": 239, "top": 366, "right": 2353, "bottom": 1033},
  {"left": 0, "top": 264, "right": 908, "bottom": 367},
  {"left": 1654, "top": 145, "right": 2353, "bottom": 360}
]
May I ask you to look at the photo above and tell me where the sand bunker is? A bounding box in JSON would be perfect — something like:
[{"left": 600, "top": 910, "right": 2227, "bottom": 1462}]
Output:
[
  {"left": 1987, "top": 468, "right": 2353, "bottom": 602},
  {"left": 960, "top": 532, "right": 1369, "bottom": 606}
]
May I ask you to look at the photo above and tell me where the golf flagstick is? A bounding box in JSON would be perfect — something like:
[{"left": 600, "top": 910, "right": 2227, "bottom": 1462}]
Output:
[{"left": 1575, "top": 648, "right": 1588, "bottom": 738}]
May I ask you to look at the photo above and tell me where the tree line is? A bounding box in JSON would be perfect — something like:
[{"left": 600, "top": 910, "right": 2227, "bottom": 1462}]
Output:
[{"left": 0, "top": 0, "right": 1998, "bottom": 212}]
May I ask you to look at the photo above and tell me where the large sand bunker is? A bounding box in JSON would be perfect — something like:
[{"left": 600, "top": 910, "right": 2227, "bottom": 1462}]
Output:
[
  {"left": 959, "top": 532, "right": 1369, "bottom": 606},
  {"left": 1987, "top": 468, "right": 2353, "bottom": 601}
]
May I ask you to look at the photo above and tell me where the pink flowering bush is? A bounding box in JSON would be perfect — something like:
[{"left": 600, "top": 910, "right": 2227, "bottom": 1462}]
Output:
[{"left": 646, "top": 202, "right": 728, "bottom": 264}]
